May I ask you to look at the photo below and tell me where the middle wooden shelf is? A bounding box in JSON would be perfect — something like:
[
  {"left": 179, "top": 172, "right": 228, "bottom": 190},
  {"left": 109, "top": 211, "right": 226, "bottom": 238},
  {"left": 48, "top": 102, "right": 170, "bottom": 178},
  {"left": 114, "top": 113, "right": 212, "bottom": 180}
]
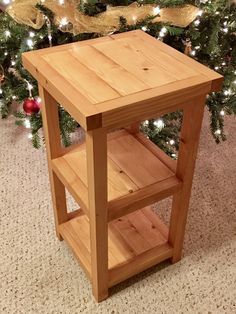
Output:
[{"left": 52, "top": 129, "right": 182, "bottom": 221}]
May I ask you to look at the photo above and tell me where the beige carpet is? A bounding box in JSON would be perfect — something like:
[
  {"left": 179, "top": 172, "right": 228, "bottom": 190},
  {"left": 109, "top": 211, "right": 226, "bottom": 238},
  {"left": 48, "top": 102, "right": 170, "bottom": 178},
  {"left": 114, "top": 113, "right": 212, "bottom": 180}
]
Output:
[{"left": 0, "top": 112, "right": 236, "bottom": 314}]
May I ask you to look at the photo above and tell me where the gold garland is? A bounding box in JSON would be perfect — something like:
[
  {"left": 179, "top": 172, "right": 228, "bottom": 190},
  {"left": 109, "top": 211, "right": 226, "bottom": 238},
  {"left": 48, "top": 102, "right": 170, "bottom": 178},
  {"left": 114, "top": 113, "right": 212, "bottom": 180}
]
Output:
[{"left": 6, "top": 0, "right": 199, "bottom": 34}]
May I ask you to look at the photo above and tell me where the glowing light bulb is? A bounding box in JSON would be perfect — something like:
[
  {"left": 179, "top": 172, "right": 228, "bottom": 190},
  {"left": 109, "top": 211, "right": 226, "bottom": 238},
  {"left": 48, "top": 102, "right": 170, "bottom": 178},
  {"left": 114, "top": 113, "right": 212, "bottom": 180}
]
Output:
[
  {"left": 194, "top": 20, "right": 200, "bottom": 26},
  {"left": 215, "top": 129, "right": 221, "bottom": 135},
  {"left": 58, "top": 0, "right": 64, "bottom": 4},
  {"left": 29, "top": 32, "right": 35, "bottom": 38},
  {"left": 141, "top": 26, "right": 147, "bottom": 32},
  {"left": 3, "top": 0, "right": 11, "bottom": 5},
  {"left": 143, "top": 120, "right": 149, "bottom": 126},
  {"left": 214, "top": 66, "right": 219, "bottom": 70},
  {"left": 169, "top": 139, "right": 175, "bottom": 145},
  {"left": 154, "top": 119, "right": 164, "bottom": 129},
  {"left": 60, "top": 17, "right": 68, "bottom": 26},
  {"left": 27, "top": 39, "right": 34, "bottom": 48},
  {"left": 153, "top": 6, "right": 160, "bottom": 15},
  {"left": 197, "top": 10, "right": 203, "bottom": 16},
  {"left": 191, "top": 50, "right": 196, "bottom": 56},
  {"left": 4, "top": 52, "right": 8, "bottom": 56},
  {"left": 5, "top": 30, "right": 11, "bottom": 38},
  {"left": 12, "top": 95, "right": 16, "bottom": 100},
  {"left": 223, "top": 28, "right": 228, "bottom": 33},
  {"left": 220, "top": 110, "right": 225, "bottom": 116},
  {"left": 132, "top": 16, "right": 137, "bottom": 23},
  {"left": 28, "top": 133, "right": 33, "bottom": 139},
  {"left": 0, "top": 88, "right": 3, "bottom": 94},
  {"left": 11, "top": 60, "right": 16, "bottom": 66},
  {"left": 24, "top": 119, "right": 31, "bottom": 129}
]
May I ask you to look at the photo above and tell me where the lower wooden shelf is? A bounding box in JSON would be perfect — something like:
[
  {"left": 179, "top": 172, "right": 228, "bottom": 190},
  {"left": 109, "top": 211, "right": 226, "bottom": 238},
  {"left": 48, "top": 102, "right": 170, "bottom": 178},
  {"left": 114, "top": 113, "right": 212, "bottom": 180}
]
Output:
[{"left": 59, "top": 205, "right": 173, "bottom": 287}]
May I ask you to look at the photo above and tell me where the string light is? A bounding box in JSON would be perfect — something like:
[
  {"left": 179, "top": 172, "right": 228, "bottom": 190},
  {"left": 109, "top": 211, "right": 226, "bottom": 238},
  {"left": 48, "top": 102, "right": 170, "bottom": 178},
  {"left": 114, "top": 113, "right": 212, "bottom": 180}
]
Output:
[
  {"left": 169, "top": 139, "right": 175, "bottom": 145},
  {"left": 12, "top": 95, "right": 16, "bottom": 100},
  {"left": 194, "top": 19, "right": 200, "bottom": 26},
  {"left": 191, "top": 50, "right": 196, "bottom": 56},
  {"left": 0, "top": 88, "right": 3, "bottom": 94},
  {"left": 26, "top": 39, "right": 34, "bottom": 49},
  {"left": 215, "top": 129, "right": 221, "bottom": 135},
  {"left": 60, "top": 17, "right": 69, "bottom": 27},
  {"left": 154, "top": 119, "right": 165, "bottom": 129},
  {"left": 153, "top": 6, "right": 160, "bottom": 15},
  {"left": 143, "top": 120, "right": 149, "bottom": 126},
  {"left": 220, "top": 110, "right": 225, "bottom": 116},
  {"left": 223, "top": 28, "right": 228, "bottom": 33},
  {"left": 5, "top": 30, "right": 11, "bottom": 38},
  {"left": 24, "top": 119, "right": 31, "bottom": 129},
  {"left": 28, "top": 133, "right": 33, "bottom": 139},
  {"left": 197, "top": 10, "right": 203, "bottom": 16},
  {"left": 214, "top": 66, "right": 219, "bottom": 70},
  {"left": 11, "top": 60, "right": 16, "bottom": 66},
  {"left": 159, "top": 27, "right": 167, "bottom": 38},
  {"left": 141, "top": 26, "right": 147, "bottom": 32},
  {"left": 4, "top": 52, "right": 8, "bottom": 56},
  {"left": 58, "top": 0, "right": 65, "bottom": 4},
  {"left": 132, "top": 16, "right": 137, "bottom": 24},
  {"left": 29, "top": 32, "right": 35, "bottom": 38}
]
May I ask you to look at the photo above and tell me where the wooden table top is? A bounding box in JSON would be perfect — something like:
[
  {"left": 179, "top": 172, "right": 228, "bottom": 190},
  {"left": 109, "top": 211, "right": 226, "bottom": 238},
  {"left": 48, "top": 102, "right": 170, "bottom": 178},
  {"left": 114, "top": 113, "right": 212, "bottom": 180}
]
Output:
[{"left": 23, "top": 30, "right": 223, "bottom": 130}]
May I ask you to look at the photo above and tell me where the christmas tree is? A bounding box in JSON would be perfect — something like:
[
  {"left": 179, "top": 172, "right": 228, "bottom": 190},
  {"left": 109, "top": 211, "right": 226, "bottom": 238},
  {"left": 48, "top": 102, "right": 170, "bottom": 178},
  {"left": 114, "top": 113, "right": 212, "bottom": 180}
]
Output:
[{"left": 0, "top": 0, "right": 235, "bottom": 155}]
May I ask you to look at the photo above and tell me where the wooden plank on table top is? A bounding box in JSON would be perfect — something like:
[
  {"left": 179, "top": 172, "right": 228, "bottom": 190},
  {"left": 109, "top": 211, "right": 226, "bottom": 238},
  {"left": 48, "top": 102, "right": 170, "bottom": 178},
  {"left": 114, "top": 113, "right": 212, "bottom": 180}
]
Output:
[
  {"left": 120, "top": 37, "right": 197, "bottom": 79},
  {"left": 70, "top": 46, "right": 150, "bottom": 96},
  {"left": 23, "top": 34, "right": 114, "bottom": 59},
  {"left": 42, "top": 51, "right": 121, "bottom": 104},
  {"left": 135, "top": 30, "right": 223, "bottom": 92},
  {"left": 108, "top": 133, "right": 174, "bottom": 187},
  {"left": 23, "top": 56, "right": 101, "bottom": 131},
  {"left": 97, "top": 76, "right": 211, "bottom": 129},
  {"left": 64, "top": 149, "right": 139, "bottom": 201},
  {"left": 93, "top": 40, "right": 178, "bottom": 88}
]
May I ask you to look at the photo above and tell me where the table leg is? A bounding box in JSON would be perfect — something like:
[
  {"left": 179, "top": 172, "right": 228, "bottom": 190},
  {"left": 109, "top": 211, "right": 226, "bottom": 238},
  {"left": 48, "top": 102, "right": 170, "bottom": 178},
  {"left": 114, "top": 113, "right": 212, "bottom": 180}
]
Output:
[
  {"left": 39, "top": 85, "right": 68, "bottom": 240},
  {"left": 86, "top": 128, "right": 108, "bottom": 302},
  {"left": 168, "top": 95, "right": 206, "bottom": 263}
]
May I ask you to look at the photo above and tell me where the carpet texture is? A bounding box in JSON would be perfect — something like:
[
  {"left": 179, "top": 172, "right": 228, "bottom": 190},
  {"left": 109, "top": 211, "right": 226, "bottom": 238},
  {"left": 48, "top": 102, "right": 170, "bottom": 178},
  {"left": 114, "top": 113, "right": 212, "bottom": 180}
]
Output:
[{"left": 0, "top": 112, "right": 236, "bottom": 314}]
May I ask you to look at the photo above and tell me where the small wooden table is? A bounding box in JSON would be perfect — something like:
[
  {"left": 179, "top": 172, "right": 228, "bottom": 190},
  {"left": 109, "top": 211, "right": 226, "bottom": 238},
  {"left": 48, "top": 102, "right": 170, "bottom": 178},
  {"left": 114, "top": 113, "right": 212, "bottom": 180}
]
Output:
[{"left": 23, "top": 30, "right": 223, "bottom": 302}]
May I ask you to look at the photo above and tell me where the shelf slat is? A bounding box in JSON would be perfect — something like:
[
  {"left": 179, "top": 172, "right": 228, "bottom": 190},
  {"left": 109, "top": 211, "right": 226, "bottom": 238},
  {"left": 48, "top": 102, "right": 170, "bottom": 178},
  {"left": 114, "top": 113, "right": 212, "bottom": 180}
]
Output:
[
  {"left": 108, "top": 176, "right": 182, "bottom": 221},
  {"left": 52, "top": 130, "right": 180, "bottom": 220},
  {"left": 58, "top": 206, "right": 172, "bottom": 287}
]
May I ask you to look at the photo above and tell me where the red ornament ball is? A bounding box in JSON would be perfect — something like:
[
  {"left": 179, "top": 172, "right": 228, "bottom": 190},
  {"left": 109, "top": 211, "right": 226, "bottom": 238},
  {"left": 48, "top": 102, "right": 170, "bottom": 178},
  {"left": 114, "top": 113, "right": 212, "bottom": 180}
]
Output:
[{"left": 23, "top": 98, "right": 40, "bottom": 115}]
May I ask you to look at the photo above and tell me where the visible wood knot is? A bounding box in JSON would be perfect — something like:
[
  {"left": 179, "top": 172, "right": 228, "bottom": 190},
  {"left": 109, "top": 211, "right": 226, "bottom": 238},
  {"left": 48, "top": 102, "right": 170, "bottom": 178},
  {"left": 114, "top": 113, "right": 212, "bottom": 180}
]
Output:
[
  {"left": 151, "top": 225, "right": 156, "bottom": 229},
  {"left": 119, "top": 170, "right": 123, "bottom": 174},
  {"left": 143, "top": 67, "right": 149, "bottom": 71},
  {"left": 129, "top": 189, "right": 134, "bottom": 193}
]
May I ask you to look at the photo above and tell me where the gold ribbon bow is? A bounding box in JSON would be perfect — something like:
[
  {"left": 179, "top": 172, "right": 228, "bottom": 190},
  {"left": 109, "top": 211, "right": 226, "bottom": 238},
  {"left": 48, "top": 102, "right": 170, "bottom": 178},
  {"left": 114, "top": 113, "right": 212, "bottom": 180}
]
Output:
[{"left": 6, "top": 0, "right": 199, "bottom": 34}]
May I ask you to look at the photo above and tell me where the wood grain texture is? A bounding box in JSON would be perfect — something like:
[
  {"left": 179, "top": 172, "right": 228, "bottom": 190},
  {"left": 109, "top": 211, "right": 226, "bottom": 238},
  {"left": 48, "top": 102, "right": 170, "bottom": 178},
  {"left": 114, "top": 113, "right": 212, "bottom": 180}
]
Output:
[
  {"left": 58, "top": 206, "right": 171, "bottom": 288},
  {"left": 39, "top": 86, "right": 68, "bottom": 240},
  {"left": 51, "top": 130, "right": 179, "bottom": 220},
  {"left": 86, "top": 128, "right": 108, "bottom": 301},
  {"left": 168, "top": 95, "right": 206, "bottom": 263},
  {"left": 23, "top": 30, "right": 223, "bottom": 131}
]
